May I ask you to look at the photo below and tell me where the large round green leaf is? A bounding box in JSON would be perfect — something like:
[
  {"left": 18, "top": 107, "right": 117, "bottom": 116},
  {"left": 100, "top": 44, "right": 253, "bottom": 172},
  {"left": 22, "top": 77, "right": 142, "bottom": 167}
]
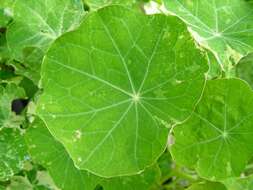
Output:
[
  {"left": 164, "top": 0, "right": 253, "bottom": 73},
  {"left": 37, "top": 5, "right": 208, "bottom": 177},
  {"left": 171, "top": 78, "right": 253, "bottom": 181}
]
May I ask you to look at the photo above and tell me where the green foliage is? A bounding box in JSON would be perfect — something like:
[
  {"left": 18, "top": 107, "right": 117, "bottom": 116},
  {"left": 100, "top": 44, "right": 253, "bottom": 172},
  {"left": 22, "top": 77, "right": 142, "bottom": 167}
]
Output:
[
  {"left": 0, "top": 128, "right": 28, "bottom": 181},
  {"left": 6, "top": 0, "right": 85, "bottom": 83},
  {"left": 37, "top": 5, "right": 207, "bottom": 177},
  {"left": 186, "top": 181, "right": 226, "bottom": 190},
  {"left": 1, "top": 0, "right": 253, "bottom": 189},
  {"left": 171, "top": 79, "right": 253, "bottom": 180},
  {"left": 164, "top": 0, "right": 253, "bottom": 74}
]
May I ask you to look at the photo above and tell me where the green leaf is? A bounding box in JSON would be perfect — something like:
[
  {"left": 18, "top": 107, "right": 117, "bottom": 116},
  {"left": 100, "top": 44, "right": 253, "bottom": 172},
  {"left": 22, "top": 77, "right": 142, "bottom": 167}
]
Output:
[
  {"left": 206, "top": 50, "right": 222, "bottom": 79},
  {"left": 6, "top": 176, "right": 33, "bottom": 190},
  {"left": 0, "top": 83, "right": 26, "bottom": 129},
  {"left": 0, "top": 0, "right": 14, "bottom": 28},
  {"left": 223, "top": 175, "right": 253, "bottom": 190},
  {"left": 0, "top": 128, "right": 28, "bottom": 181},
  {"left": 84, "top": 0, "right": 135, "bottom": 10},
  {"left": 37, "top": 5, "right": 208, "bottom": 177},
  {"left": 6, "top": 0, "right": 85, "bottom": 83},
  {"left": 157, "top": 151, "right": 172, "bottom": 183},
  {"left": 171, "top": 78, "right": 253, "bottom": 181},
  {"left": 84, "top": 0, "right": 149, "bottom": 10},
  {"left": 25, "top": 118, "right": 162, "bottom": 190},
  {"left": 164, "top": 0, "right": 253, "bottom": 73},
  {"left": 100, "top": 166, "right": 160, "bottom": 190},
  {"left": 25, "top": 118, "right": 99, "bottom": 190},
  {"left": 0, "top": 8, "right": 12, "bottom": 28},
  {"left": 187, "top": 181, "right": 227, "bottom": 190},
  {"left": 235, "top": 53, "right": 253, "bottom": 88},
  {"left": 0, "top": 32, "right": 10, "bottom": 62}
]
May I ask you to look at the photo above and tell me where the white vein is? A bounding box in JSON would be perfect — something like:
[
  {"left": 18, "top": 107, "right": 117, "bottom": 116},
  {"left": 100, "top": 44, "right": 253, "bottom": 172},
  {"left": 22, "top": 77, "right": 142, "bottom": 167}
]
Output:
[
  {"left": 81, "top": 102, "right": 133, "bottom": 164},
  {"left": 98, "top": 14, "right": 136, "bottom": 94}
]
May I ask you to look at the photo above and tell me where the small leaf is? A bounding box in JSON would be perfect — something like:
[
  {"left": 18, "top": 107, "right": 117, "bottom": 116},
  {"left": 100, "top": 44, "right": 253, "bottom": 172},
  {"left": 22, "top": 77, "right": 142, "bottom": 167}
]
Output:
[
  {"left": 236, "top": 53, "right": 253, "bottom": 88},
  {"left": 206, "top": 50, "right": 222, "bottom": 79},
  {"left": 0, "top": 83, "right": 26, "bottom": 129},
  {"left": 0, "top": 128, "right": 28, "bottom": 181},
  {"left": 171, "top": 78, "right": 253, "bottom": 180},
  {"left": 37, "top": 5, "right": 208, "bottom": 177}
]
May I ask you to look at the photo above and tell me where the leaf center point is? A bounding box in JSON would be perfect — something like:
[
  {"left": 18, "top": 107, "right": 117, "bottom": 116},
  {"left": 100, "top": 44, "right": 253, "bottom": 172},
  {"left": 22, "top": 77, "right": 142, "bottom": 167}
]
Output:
[
  {"left": 222, "top": 131, "right": 228, "bottom": 139},
  {"left": 214, "top": 32, "right": 222, "bottom": 37},
  {"left": 132, "top": 93, "right": 140, "bottom": 102}
]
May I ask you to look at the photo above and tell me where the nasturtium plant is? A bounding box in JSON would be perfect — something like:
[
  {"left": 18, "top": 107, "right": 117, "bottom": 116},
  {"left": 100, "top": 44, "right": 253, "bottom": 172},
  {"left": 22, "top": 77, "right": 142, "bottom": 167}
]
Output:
[
  {"left": 2, "top": 0, "right": 253, "bottom": 189},
  {"left": 37, "top": 5, "right": 207, "bottom": 177},
  {"left": 164, "top": 0, "right": 253, "bottom": 74},
  {"left": 171, "top": 78, "right": 253, "bottom": 180}
]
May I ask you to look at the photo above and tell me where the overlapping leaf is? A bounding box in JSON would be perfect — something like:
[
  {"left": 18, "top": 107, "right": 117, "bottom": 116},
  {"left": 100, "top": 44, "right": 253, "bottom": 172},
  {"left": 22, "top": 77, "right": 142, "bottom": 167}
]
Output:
[
  {"left": 6, "top": 0, "right": 85, "bottom": 83},
  {"left": 171, "top": 79, "right": 253, "bottom": 180},
  {"left": 0, "top": 128, "right": 28, "bottom": 181},
  {"left": 164, "top": 0, "right": 253, "bottom": 73},
  {"left": 236, "top": 53, "right": 253, "bottom": 88},
  {"left": 37, "top": 5, "right": 207, "bottom": 177},
  {"left": 25, "top": 118, "right": 161, "bottom": 190},
  {"left": 25, "top": 118, "right": 99, "bottom": 190}
]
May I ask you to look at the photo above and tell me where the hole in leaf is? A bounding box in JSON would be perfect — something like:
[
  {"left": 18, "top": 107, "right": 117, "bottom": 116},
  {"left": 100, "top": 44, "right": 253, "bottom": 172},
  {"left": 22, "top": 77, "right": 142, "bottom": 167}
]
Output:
[{"left": 11, "top": 99, "right": 29, "bottom": 115}]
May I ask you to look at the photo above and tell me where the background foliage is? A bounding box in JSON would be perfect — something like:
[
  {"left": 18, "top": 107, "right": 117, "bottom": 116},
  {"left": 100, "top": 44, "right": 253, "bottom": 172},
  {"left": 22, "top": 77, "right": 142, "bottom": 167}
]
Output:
[{"left": 1, "top": 0, "right": 253, "bottom": 189}]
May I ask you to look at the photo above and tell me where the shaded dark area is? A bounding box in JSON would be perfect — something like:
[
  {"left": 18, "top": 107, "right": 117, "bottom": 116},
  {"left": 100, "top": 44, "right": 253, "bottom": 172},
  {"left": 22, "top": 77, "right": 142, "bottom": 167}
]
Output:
[
  {"left": 19, "top": 77, "right": 38, "bottom": 98},
  {"left": 0, "top": 27, "right": 6, "bottom": 33},
  {"left": 94, "top": 184, "right": 103, "bottom": 190},
  {"left": 162, "top": 177, "right": 173, "bottom": 186},
  {"left": 11, "top": 99, "right": 29, "bottom": 115}
]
